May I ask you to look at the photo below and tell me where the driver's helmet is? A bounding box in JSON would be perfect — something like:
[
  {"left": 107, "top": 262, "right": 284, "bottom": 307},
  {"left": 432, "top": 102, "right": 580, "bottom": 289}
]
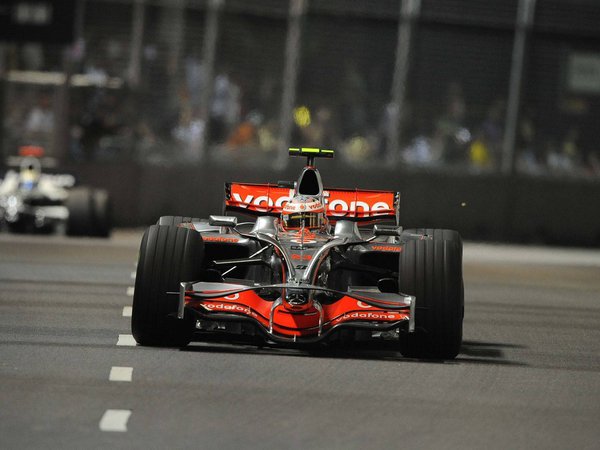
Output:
[
  {"left": 19, "top": 158, "right": 41, "bottom": 191},
  {"left": 281, "top": 195, "right": 326, "bottom": 231}
]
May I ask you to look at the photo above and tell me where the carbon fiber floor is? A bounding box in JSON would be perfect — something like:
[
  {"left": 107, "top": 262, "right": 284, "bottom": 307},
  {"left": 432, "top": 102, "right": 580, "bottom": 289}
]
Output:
[{"left": 1, "top": 231, "right": 599, "bottom": 449}]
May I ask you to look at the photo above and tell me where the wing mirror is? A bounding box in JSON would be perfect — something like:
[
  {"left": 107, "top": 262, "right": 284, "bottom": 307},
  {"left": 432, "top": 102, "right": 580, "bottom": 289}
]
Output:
[
  {"left": 378, "top": 278, "right": 399, "bottom": 293},
  {"left": 208, "top": 215, "right": 238, "bottom": 228},
  {"left": 277, "top": 180, "right": 295, "bottom": 188},
  {"left": 373, "top": 224, "right": 402, "bottom": 237}
]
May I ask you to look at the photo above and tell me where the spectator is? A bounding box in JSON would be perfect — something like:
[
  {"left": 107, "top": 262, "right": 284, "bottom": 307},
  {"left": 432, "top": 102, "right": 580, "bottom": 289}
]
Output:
[
  {"left": 546, "top": 127, "right": 584, "bottom": 176},
  {"left": 172, "top": 107, "right": 205, "bottom": 162},
  {"left": 184, "top": 53, "right": 206, "bottom": 109},
  {"left": 588, "top": 149, "right": 600, "bottom": 177},
  {"left": 298, "top": 106, "right": 337, "bottom": 149},
  {"left": 24, "top": 93, "right": 54, "bottom": 148},
  {"left": 468, "top": 100, "right": 504, "bottom": 172},
  {"left": 515, "top": 110, "right": 544, "bottom": 175},
  {"left": 209, "top": 71, "right": 241, "bottom": 143},
  {"left": 225, "top": 111, "right": 262, "bottom": 151},
  {"left": 431, "top": 82, "right": 471, "bottom": 166}
]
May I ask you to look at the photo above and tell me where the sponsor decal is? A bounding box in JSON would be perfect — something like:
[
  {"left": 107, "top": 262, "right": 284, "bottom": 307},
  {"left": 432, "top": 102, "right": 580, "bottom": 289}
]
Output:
[
  {"left": 370, "top": 245, "right": 402, "bottom": 252},
  {"left": 326, "top": 199, "right": 390, "bottom": 218},
  {"left": 291, "top": 253, "right": 313, "bottom": 261},
  {"left": 341, "top": 311, "right": 398, "bottom": 320},
  {"left": 231, "top": 189, "right": 293, "bottom": 211},
  {"left": 204, "top": 302, "right": 247, "bottom": 312},
  {"left": 357, "top": 301, "right": 373, "bottom": 309},
  {"left": 227, "top": 184, "right": 395, "bottom": 218},
  {"left": 291, "top": 238, "right": 317, "bottom": 244},
  {"left": 203, "top": 236, "right": 239, "bottom": 243},
  {"left": 283, "top": 200, "right": 326, "bottom": 213},
  {"left": 290, "top": 229, "right": 317, "bottom": 244},
  {"left": 203, "top": 301, "right": 258, "bottom": 319},
  {"left": 294, "top": 229, "right": 316, "bottom": 239}
]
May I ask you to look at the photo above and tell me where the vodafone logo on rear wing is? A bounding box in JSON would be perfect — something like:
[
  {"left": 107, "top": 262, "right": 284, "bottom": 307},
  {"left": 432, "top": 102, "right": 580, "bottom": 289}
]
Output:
[{"left": 224, "top": 182, "right": 399, "bottom": 221}]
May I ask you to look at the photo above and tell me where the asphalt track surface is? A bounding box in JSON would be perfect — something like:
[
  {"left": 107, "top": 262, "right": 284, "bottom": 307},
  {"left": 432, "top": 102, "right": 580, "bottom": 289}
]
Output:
[{"left": 1, "top": 231, "right": 599, "bottom": 449}]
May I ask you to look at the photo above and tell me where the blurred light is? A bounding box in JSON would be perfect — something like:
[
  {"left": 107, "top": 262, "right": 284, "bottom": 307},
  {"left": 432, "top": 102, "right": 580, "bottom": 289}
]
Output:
[
  {"left": 294, "top": 106, "right": 311, "bottom": 128},
  {"left": 455, "top": 127, "right": 471, "bottom": 144},
  {"left": 7, "top": 71, "right": 123, "bottom": 89}
]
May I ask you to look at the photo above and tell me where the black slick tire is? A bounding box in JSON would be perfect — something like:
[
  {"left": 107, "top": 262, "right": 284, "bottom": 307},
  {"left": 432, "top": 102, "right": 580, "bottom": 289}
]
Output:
[
  {"left": 131, "top": 225, "right": 204, "bottom": 347},
  {"left": 66, "top": 187, "right": 93, "bottom": 236},
  {"left": 398, "top": 228, "right": 464, "bottom": 359},
  {"left": 91, "top": 189, "right": 112, "bottom": 237}
]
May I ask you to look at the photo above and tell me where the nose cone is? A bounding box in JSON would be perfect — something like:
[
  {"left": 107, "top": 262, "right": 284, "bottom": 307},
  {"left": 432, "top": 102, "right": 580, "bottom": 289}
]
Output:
[{"left": 284, "top": 289, "right": 314, "bottom": 312}]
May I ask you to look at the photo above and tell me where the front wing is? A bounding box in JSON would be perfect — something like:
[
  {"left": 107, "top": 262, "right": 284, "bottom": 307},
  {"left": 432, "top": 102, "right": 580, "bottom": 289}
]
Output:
[{"left": 176, "top": 282, "right": 415, "bottom": 343}]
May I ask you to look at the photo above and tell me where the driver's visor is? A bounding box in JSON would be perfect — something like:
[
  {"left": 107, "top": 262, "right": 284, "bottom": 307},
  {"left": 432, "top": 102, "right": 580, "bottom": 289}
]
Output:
[{"left": 282, "top": 212, "right": 322, "bottom": 230}]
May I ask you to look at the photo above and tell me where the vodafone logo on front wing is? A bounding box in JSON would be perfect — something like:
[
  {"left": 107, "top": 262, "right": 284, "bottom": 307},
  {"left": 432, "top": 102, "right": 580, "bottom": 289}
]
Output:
[{"left": 341, "top": 311, "right": 398, "bottom": 320}]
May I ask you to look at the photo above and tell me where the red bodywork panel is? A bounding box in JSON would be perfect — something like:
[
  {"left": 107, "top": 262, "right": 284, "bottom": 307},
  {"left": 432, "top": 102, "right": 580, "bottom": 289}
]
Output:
[
  {"left": 186, "top": 290, "right": 408, "bottom": 337},
  {"left": 225, "top": 182, "right": 398, "bottom": 222}
]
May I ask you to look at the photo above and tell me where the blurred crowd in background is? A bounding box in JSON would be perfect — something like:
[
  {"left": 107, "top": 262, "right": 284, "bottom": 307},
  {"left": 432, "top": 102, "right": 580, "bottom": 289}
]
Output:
[{"left": 2, "top": 0, "right": 600, "bottom": 178}]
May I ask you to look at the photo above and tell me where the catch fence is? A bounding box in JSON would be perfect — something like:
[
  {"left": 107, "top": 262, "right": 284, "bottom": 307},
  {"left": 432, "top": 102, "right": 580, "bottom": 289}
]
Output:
[{"left": 1, "top": 0, "right": 600, "bottom": 179}]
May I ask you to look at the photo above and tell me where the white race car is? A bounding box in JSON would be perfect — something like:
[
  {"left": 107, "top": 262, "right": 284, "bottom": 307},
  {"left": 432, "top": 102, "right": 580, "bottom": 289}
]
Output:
[{"left": 0, "top": 147, "right": 111, "bottom": 236}]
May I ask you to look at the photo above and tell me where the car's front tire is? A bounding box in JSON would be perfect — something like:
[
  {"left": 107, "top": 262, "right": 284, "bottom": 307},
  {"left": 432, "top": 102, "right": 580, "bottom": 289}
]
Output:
[
  {"left": 398, "top": 228, "right": 464, "bottom": 359},
  {"left": 131, "top": 224, "right": 204, "bottom": 347}
]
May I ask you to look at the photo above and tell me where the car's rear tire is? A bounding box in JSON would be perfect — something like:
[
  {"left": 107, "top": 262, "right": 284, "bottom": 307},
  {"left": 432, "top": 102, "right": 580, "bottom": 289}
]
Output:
[
  {"left": 66, "top": 187, "right": 93, "bottom": 236},
  {"left": 6, "top": 219, "right": 29, "bottom": 234},
  {"left": 91, "top": 189, "right": 111, "bottom": 237},
  {"left": 131, "top": 225, "right": 204, "bottom": 347},
  {"left": 157, "top": 216, "right": 200, "bottom": 226},
  {"left": 398, "top": 228, "right": 464, "bottom": 359}
]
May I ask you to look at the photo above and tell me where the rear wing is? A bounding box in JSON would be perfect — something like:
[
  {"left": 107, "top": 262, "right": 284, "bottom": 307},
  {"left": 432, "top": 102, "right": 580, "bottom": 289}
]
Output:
[{"left": 225, "top": 182, "right": 399, "bottom": 223}]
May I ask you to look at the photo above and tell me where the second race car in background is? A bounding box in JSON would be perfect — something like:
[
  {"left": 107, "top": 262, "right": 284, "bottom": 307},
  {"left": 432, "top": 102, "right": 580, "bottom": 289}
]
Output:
[{"left": 0, "top": 146, "right": 111, "bottom": 236}]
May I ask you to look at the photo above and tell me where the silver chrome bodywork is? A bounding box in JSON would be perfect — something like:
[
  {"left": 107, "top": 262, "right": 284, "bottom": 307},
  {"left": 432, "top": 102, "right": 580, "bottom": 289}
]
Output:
[{"left": 171, "top": 157, "right": 419, "bottom": 343}]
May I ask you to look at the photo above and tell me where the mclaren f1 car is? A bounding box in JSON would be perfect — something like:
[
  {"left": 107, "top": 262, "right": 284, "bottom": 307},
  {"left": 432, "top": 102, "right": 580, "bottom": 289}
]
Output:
[{"left": 131, "top": 148, "right": 464, "bottom": 359}]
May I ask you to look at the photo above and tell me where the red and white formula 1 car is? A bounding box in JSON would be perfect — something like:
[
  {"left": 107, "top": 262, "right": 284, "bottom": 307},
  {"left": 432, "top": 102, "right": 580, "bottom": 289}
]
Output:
[{"left": 132, "top": 148, "right": 463, "bottom": 358}]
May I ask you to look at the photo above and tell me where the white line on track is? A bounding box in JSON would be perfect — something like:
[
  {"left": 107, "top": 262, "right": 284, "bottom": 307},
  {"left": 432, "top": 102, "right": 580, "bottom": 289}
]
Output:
[
  {"left": 99, "top": 409, "right": 132, "bottom": 432},
  {"left": 117, "top": 334, "right": 136, "bottom": 346},
  {"left": 130, "top": 271, "right": 136, "bottom": 279},
  {"left": 126, "top": 286, "right": 134, "bottom": 296},
  {"left": 109, "top": 366, "right": 133, "bottom": 382},
  {"left": 122, "top": 306, "right": 132, "bottom": 317}
]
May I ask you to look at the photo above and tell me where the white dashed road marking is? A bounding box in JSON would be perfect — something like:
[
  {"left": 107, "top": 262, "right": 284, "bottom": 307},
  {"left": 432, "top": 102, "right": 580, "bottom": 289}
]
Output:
[
  {"left": 109, "top": 366, "right": 133, "bottom": 382},
  {"left": 117, "top": 334, "right": 136, "bottom": 346},
  {"left": 126, "top": 287, "right": 135, "bottom": 296},
  {"left": 99, "top": 409, "right": 132, "bottom": 432},
  {"left": 122, "top": 306, "right": 132, "bottom": 317}
]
